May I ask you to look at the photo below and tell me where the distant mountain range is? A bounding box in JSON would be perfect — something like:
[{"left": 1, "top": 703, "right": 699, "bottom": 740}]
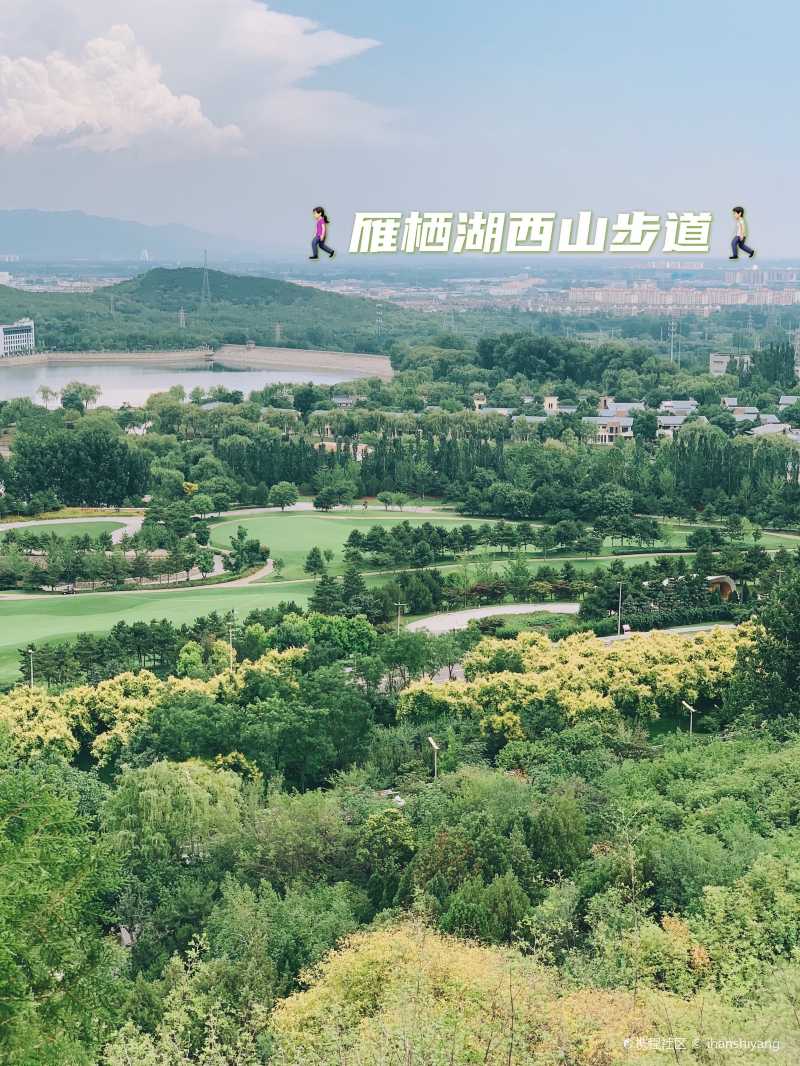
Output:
[{"left": 0, "top": 210, "right": 258, "bottom": 262}]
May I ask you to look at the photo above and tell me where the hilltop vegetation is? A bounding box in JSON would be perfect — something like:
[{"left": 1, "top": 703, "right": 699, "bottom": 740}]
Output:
[
  {"left": 114, "top": 268, "right": 320, "bottom": 308},
  {"left": 0, "top": 267, "right": 409, "bottom": 353}
]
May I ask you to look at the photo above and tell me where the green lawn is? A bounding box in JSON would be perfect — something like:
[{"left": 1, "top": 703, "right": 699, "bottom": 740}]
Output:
[
  {"left": 210, "top": 511, "right": 484, "bottom": 580},
  {"left": 1, "top": 520, "right": 125, "bottom": 540},
  {"left": 653, "top": 523, "right": 791, "bottom": 550},
  {"left": 1, "top": 508, "right": 793, "bottom": 690},
  {"left": 472, "top": 611, "right": 581, "bottom": 635},
  {"left": 0, "top": 582, "right": 314, "bottom": 688},
  {"left": 209, "top": 512, "right": 792, "bottom": 584}
]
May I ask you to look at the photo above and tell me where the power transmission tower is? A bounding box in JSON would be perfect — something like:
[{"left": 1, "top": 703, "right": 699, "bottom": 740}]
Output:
[
  {"left": 109, "top": 294, "right": 116, "bottom": 317},
  {"left": 274, "top": 321, "right": 283, "bottom": 343},
  {"left": 376, "top": 308, "right": 384, "bottom": 338},
  {"left": 178, "top": 307, "right": 187, "bottom": 329},
  {"left": 201, "top": 250, "right": 211, "bottom": 303}
]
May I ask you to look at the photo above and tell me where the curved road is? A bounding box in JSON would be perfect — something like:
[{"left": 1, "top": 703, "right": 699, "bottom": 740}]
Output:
[
  {"left": 0, "top": 502, "right": 452, "bottom": 599},
  {"left": 0, "top": 514, "right": 144, "bottom": 544},
  {"left": 0, "top": 501, "right": 450, "bottom": 545}
]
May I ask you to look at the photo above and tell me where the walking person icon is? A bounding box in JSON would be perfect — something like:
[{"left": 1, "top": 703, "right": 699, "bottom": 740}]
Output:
[
  {"left": 729, "top": 206, "right": 755, "bottom": 259},
  {"left": 309, "top": 207, "right": 335, "bottom": 260}
]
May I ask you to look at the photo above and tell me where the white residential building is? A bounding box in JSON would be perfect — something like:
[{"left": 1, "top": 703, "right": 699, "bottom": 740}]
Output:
[
  {"left": 709, "top": 352, "right": 731, "bottom": 376},
  {"left": 582, "top": 415, "right": 634, "bottom": 445},
  {"left": 0, "top": 318, "right": 35, "bottom": 357}
]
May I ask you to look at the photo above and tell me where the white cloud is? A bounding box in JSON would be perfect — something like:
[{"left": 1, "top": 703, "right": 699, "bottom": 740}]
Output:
[
  {"left": 257, "top": 88, "right": 410, "bottom": 146},
  {"left": 0, "top": 2, "right": 396, "bottom": 154},
  {"left": 219, "top": 3, "right": 379, "bottom": 82},
  {"left": 0, "top": 25, "right": 241, "bottom": 153}
]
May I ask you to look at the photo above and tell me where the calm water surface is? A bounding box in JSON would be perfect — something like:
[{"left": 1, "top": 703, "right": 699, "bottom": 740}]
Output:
[{"left": 0, "top": 363, "right": 357, "bottom": 407}]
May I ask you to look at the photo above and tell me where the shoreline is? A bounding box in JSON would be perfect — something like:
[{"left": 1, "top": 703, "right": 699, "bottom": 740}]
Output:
[{"left": 0, "top": 344, "right": 394, "bottom": 379}]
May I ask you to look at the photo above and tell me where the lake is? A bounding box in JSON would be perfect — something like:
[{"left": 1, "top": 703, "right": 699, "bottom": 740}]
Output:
[{"left": 0, "top": 362, "right": 364, "bottom": 407}]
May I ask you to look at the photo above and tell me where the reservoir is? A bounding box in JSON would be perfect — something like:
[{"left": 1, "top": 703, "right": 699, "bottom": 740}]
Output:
[{"left": 0, "top": 347, "right": 391, "bottom": 407}]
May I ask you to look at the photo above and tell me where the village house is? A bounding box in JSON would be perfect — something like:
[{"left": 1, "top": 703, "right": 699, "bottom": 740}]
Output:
[
  {"left": 581, "top": 415, "right": 634, "bottom": 445},
  {"left": 543, "top": 395, "right": 579, "bottom": 416},
  {"left": 659, "top": 398, "right": 699, "bottom": 416},
  {"left": 598, "top": 396, "right": 646, "bottom": 417}
]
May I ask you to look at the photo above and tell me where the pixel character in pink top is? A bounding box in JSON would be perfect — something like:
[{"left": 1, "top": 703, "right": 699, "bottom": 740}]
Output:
[{"left": 310, "top": 207, "right": 335, "bottom": 259}]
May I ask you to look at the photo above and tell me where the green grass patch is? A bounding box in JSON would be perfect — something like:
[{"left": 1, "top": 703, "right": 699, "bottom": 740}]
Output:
[
  {"left": 481, "top": 611, "right": 578, "bottom": 636},
  {"left": 0, "top": 581, "right": 314, "bottom": 688},
  {"left": 1, "top": 520, "right": 125, "bottom": 541},
  {"left": 210, "top": 511, "right": 484, "bottom": 581}
]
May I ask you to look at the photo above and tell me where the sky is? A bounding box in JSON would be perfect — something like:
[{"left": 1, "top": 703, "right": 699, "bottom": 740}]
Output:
[{"left": 0, "top": 0, "right": 798, "bottom": 258}]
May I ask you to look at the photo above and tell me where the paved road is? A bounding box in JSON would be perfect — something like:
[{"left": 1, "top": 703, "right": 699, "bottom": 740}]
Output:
[
  {"left": 407, "top": 602, "right": 579, "bottom": 635},
  {"left": 0, "top": 502, "right": 451, "bottom": 545},
  {"left": 0, "top": 514, "right": 143, "bottom": 544}
]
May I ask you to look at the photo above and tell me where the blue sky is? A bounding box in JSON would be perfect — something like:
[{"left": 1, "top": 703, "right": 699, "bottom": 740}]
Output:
[{"left": 1, "top": 0, "right": 797, "bottom": 256}]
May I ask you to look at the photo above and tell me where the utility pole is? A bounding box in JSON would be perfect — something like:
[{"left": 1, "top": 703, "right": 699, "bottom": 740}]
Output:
[
  {"left": 395, "top": 600, "right": 407, "bottom": 636},
  {"left": 617, "top": 581, "right": 623, "bottom": 636},
  {"left": 227, "top": 609, "right": 237, "bottom": 671}
]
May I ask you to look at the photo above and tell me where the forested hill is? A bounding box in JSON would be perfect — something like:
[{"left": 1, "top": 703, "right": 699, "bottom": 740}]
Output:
[
  {"left": 116, "top": 268, "right": 347, "bottom": 311},
  {"left": 0, "top": 267, "right": 413, "bottom": 353}
]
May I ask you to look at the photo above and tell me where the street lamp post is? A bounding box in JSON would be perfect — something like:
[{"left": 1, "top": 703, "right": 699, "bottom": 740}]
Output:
[
  {"left": 681, "top": 699, "right": 698, "bottom": 737},
  {"left": 427, "top": 735, "right": 440, "bottom": 779},
  {"left": 395, "top": 600, "right": 407, "bottom": 636},
  {"left": 27, "top": 646, "right": 34, "bottom": 688},
  {"left": 617, "top": 581, "right": 623, "bottom": 636}
]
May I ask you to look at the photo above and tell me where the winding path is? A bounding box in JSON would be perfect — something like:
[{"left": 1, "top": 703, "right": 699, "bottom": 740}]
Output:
[
  {"left": 0, "top": 514, "right": 144, "bottom": 543},
  {"left": 0, "top": 503, "right": 452, "bottom": 599},
  {"left": 0, "top": 501, "right": 450, "bottom": 545}
]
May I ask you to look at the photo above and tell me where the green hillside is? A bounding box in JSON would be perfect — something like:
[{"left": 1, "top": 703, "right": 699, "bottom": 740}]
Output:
[
  {"left": 117, "top": 268, "right": 341, "bottom": 311},
  {"left": 0, "top": 268, "right": 411, "bottom": 354}
]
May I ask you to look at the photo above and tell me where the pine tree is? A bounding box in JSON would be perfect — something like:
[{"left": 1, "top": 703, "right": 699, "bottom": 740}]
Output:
[
  {"left": 309, "top": 574, "right": 345, "bottom": 615},
  {"left": 341, "top": 564, "right": 367, "bottom": 603},
  {"left": 303, "top": 546, "right": 326, "bottom": 579}
]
